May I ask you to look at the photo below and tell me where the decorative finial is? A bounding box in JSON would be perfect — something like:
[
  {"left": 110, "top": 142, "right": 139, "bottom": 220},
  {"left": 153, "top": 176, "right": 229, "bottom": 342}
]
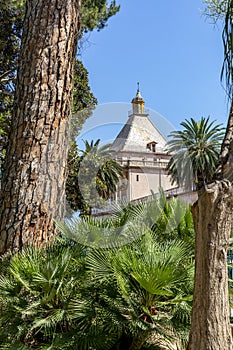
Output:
[{"left": 136, "top": 82, "right": 141, "bottom": 97}]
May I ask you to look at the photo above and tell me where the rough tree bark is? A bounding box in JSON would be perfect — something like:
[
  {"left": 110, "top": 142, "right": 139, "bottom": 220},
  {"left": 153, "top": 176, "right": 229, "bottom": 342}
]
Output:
[
  {"left": 0, "top": 0, "right": 80, "bottom": 254},
  {"left": 189, "top": 100, "right": 233, "bottom": 349}
]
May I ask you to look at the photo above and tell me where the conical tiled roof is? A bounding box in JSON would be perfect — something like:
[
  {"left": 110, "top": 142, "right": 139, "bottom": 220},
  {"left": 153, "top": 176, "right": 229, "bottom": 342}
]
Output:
[{"left": 110, "top": 113, "right": 167, "bottom": 154}]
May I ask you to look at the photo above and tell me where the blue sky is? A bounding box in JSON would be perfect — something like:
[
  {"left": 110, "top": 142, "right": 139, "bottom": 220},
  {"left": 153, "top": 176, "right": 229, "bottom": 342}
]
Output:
[{"left": 78, "top": 0, "right": 228, "bottom": 145}]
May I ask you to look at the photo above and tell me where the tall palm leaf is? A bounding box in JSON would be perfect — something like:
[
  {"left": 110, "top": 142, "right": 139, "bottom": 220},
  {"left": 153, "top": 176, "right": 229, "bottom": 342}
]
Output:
[{"left": 221, "top": 0, "right": 233, "bottom": 96}]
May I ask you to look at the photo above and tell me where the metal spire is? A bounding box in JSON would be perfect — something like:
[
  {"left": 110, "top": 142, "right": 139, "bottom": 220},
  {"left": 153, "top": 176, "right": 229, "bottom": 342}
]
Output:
[{"left": 136, "top": 82, "right": 141, "bottom": 97}]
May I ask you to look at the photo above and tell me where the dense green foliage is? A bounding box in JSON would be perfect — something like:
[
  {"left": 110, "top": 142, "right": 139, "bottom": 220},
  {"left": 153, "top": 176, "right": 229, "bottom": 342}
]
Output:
[
  {"left": 0, "top": 196, "right": 194, "bottom": 350},
  {"left": 0, "top": 1, "right": 23, "bottom": 93},
  {"left": 66, "top": 140, "right": 123, "bottom": 216},
  {"left": 0, "top": 1, "right": 24, "bottom": 173},
  {"left": 61, "top": 192, "right": 194, "bottom": 249},
  {"left": 167, "top": 117, "right": 224, "bottom": 190},
  {"left": 70, "top": 60, "right": 98, "bottom": 141},
  {"left": 80, "top": 0, "right": 120, "bottom": 33}
]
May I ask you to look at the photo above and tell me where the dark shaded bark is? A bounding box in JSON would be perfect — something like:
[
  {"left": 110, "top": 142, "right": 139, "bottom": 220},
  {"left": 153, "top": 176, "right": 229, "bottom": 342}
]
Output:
[
  {"left": 129, "top": 331, "right": 151, "bottom": 350},
  {"left": 0, "top": 0, "right": 80, "bottom": 254},
  {"left": 189, "top": 180, "right": 233, "bottom": 350}
]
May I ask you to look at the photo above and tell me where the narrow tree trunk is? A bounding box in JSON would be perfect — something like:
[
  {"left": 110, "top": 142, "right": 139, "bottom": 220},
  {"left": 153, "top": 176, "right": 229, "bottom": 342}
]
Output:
[
  {"left": 0, "top": 0, "right": 80, "bottom": 254},
  {"left": 189, "top": 181, "right": 233, "bottom": 349},
  {"left": 129, "top": 331, "right": 151, "bottom": 350}
]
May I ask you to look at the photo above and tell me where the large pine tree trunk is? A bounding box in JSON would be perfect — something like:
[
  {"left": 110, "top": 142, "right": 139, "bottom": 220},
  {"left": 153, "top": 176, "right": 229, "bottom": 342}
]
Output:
[
  {"left": 189, "top": 181, "right": 233, "bottom": 349},
  {"left": 0, "top": 0, "right": 80, "bottom": 254}
]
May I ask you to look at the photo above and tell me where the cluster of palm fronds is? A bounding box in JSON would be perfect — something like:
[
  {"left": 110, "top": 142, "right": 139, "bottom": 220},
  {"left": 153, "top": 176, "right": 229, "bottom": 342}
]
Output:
[
  {"left": 61, "top": 192, "right": 194, "bottom": 250},
  {"left": 0, "top": 196, "right": 194, "bottom": 350},
  {"left": 166, "top": 117, "right": 225, "bottom": 190},
  {"left": 66, "top": 140, "right": 123, "bottom": 216}
]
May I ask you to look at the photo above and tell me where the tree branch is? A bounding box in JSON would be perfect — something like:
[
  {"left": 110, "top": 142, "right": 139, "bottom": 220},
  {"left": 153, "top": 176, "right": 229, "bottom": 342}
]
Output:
[
  {"left": 0, "top": 69, "right": 15, "bottom": 81},
  {"left": 217, "top": 97, "right": 233, "bottom": 181}
]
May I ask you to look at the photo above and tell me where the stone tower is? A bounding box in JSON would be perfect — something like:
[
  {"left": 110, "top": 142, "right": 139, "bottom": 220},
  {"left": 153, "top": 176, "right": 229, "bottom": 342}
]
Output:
[{"left": 110, "top": 85, "right": 175, "bottom": 202}]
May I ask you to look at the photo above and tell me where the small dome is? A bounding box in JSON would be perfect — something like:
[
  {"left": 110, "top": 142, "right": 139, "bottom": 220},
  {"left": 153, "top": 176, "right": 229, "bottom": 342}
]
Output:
[{"left": 131, "top": 82, "right": 145, "bottom": 114}]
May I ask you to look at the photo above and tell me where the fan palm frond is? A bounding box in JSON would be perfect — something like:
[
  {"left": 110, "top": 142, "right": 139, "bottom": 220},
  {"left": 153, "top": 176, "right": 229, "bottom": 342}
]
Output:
[{"left": 86, "top": 229, "right": 193, "bottom": 349}]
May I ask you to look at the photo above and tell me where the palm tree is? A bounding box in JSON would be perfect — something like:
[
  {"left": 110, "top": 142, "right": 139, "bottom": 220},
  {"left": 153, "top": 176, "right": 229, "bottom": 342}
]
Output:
[
  {"left": 0, "top": 240, "right": 121, "bottom": 350},
  {"left": 83, "top": 140, "right": 123, "bottom": 200},
  {"left": 166, "top": 117, "right": 224, "bottom": 190},
  {"left": 87, "top": 231, "right": 194, "bottom": 350},
  {"left": 66, "top": 139, "right": 123, "bottom": 216},
  {"left": 0, "top": 195, "right": 194, "bottom": 350},
  {"left": 59, "top": 194, "right": 195, "bottom": 349}
]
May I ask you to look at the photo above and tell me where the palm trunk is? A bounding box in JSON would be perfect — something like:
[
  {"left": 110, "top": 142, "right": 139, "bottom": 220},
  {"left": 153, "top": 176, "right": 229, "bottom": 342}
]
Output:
[
  {"left": 129, "top": 331, "right": 151, "bottom": 350},
  {"left": 0, "top": 0, "right": 80, "bottom": 254},
  {"left": 189, "top": 181, "right": 233, "bottom": 349}
]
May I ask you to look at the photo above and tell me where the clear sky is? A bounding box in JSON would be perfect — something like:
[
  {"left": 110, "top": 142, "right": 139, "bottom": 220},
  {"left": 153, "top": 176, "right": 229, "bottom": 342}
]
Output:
[{"left": 78, "top": 0, "right": 228, "bottom": 144}]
